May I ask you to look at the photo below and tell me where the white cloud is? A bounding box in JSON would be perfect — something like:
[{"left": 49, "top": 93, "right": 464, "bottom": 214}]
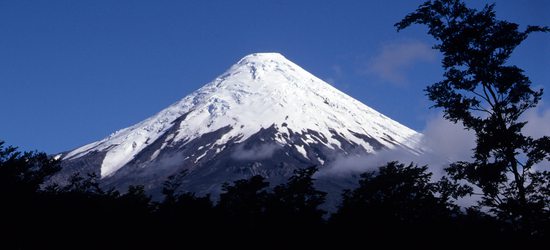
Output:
[
  {"left": 420, "top": 115, "right": 476, "bottom": 163},
  {"left": 318, "top": 108, "right": 548, "bottom": 207},
  {"left": 231, "top": 143, "right": 281, "bottom": 161},
  {"left": 324, "top": 77, "right": 337, "bottom": 85},
  {"left": 318, "top": 148, "right": 419, "bottom": 177},
  {"left": 319, "top": 114, "right": 476, "bottom": 178},
  {"left": 324, "top": 65, "right": 343, "bottom": 86},
  {"left": 522, "top": 104, "right": 550, "bottom": 139},
  {"left": 521, "top": 105, "right": 550, "bottom": 171},
  {"left": 364, "top": 40, "right": 436, "bottom": 85},
  {"left": 320, "top": 103, "right": 550, "bottom": 175},
  {"left": 331, "top": 65, "right": 343, "bottom": 76}
]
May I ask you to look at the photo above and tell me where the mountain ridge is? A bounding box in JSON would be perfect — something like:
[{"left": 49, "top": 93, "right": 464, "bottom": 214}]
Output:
[{"left": 58, "top": 52, "right": 422, "bottom": 196}]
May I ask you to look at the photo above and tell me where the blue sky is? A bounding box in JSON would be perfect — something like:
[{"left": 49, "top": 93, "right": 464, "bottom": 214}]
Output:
[{"left": 1, "top": 0, "right": 549, "bottom": 153}]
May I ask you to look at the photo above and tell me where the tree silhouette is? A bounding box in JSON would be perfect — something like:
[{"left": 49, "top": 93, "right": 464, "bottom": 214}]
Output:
[
  {"left": 396, "top": 0, "right": 550, "bottom": 234},
  {"left": 331, "top": 162, "right": 454, "bottom": 242},
  {"left": 161, "top": 169, "right": 189, "bottom": 204},
  {"left": 0, "top": 141, "right": 61, "bottom": 248},
  {"left": 266, "top": 166, "right": 326, "bottom": 229},
  {"left": 156, "top": 169, "right": 217, "bottom": 239},
  {"left": 59, "top": 172, "right": 106, "bottom": 194},
  {"left": 0, "top": 141, "right": 60, "bottom": 196},
  {"left": 217, "top": 175, "right": 269, "bottom": 231},
  {"left": 3, "top": 139, "right": 548, "bottom": 245},
  {"left": 117, "top": 185, "right": 154, "bottom": 220}
]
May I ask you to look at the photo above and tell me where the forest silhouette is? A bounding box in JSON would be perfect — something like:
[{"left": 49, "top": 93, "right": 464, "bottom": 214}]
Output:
[
  {"left": 1, "top": 0, "right": 548, "bottom": 248},
  {"left": 1, "top": 141, "right": 547, "bottom": 248}
]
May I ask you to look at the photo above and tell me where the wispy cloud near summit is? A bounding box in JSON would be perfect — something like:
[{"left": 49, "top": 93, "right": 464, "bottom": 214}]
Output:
[{"left": 363, "top": 40, "right": 437, "bottom": 85}]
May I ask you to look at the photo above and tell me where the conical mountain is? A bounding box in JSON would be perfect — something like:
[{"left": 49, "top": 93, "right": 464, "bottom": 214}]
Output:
[{"left": 58, "top": 53, "right": 421, "bottom": 195}]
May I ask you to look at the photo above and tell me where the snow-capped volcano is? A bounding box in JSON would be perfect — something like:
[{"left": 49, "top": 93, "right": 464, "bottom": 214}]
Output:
[{"left": 58, "top": 53, "right": 422, "bottom": 195}]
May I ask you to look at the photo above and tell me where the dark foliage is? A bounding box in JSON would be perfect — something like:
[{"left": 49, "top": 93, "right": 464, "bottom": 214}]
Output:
[
  {"left": 396, "top": 0, "right": 550, "bottom": 235},
  {"left": 265, "top": 166, "right": 327, "bottom": 229},
  {"left": 1, "top": 1, "right": 549, "bottom": 248},
  {"left": 156, "top": 169, "right": 219, "bottom": 240},
  {"left": 217, "top": 175, "right": 270, "bottom": 230},
  {"left": 330, "top": 162, "right": 455, "bottom": 243},
  {"left": 0, "top": 141, "right": 60, "bottom": 196},
  {"left": 1, "top": 141, "right": 549, "bottom": 247}
]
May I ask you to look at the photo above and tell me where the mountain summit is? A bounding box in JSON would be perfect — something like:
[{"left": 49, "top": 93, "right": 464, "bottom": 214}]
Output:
[{"left": 58, "top": 53, "right": 421, "bottom": 195}]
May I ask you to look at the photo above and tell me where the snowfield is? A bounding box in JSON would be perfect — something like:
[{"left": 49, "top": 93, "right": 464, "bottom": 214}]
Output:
[{"left": 63, "top": 53, "right": 421, "bottom": 178}]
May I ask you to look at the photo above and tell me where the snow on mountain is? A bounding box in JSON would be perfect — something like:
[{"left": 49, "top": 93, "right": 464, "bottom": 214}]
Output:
[{"left": 58, "top": 53, "right": 422, "bottom": 195}]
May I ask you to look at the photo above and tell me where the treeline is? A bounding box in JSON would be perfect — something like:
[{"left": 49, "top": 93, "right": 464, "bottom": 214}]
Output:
[
  {"left": 3, "top": 0, "right": 550, "bottom": 248},
  {"left": 1, "top": 142, "right": 547, "bottom": 248}
]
